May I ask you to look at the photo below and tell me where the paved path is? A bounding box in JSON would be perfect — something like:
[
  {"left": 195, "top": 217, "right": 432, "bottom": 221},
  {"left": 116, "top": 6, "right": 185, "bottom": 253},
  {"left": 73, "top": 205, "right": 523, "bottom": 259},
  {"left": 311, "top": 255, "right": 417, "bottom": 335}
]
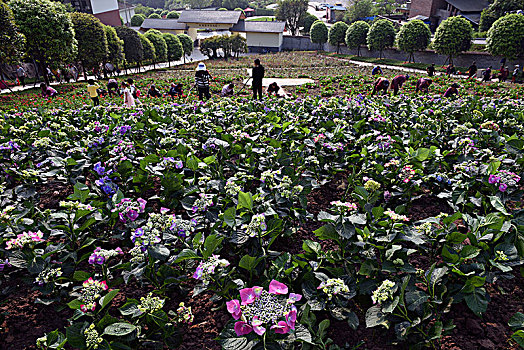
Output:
[
  {"left": 1, "top": 51, "right": 208, "bottom": 94},
  {"left": 242, "top": 78, "right": 315, "bottom": 86}
]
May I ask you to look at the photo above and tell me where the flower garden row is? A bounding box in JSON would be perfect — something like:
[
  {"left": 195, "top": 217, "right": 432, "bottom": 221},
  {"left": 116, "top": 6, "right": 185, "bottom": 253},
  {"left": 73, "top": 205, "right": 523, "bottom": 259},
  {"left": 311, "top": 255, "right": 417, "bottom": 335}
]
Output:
[{"left": 0, "top": 86, "right": 524, "bottom": 349}]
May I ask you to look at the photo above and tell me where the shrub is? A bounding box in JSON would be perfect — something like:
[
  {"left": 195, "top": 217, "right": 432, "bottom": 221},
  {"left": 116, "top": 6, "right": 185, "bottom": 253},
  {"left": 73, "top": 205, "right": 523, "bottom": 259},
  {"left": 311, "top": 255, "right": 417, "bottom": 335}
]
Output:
[
  {"left": 486, "top": 13, "right": 524, "bottom": 60},
  {"left": 310, "top": 20, "right": 328, "bottom": 50},
  {"left": 131, "top": 14, "right": 146, "bottom": 27},
  {"left": 166, "top": 11, "right": 180, "bottom": 19},
  {"left": 148, "top": 13, "right": 162, "bottom": 19}
]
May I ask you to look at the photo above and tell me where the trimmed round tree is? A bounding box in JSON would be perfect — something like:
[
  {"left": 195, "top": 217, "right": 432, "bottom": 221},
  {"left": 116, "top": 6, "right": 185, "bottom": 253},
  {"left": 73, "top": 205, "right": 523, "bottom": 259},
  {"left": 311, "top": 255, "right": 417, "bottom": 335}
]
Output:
[
  {"left": 310, "top": 20, "right": 328, "bottom": 50},
  {"left": 162, "top": 32, "right": 183, "bottom": 66},
  {"left": 432, "top": 16, "right": 472, "bottom": 64},
  {"left": 328, "top": 21, "right": 349, "bottom": 54},
  {"left": 148, "top": 13, "right": 162, "bottom": 19},
  {"left": 166, "top": 11, "right": 180, "bottom": 18},
  {"left": 115, "top": 26, "right": 143, "bottom": 69},
  {"left": 345, "top": 20, "right": 369, "bottom": 56},
  {"left": 70, "top": 12, "right": 108, "bottom": 79},
  {"left": 486, "top": 13, "right": 524, "bottom": 60},
  {"left": 396, "top": 19, "right": 431, "bottom": 62},
  {"left": 8, "top": 0, "right": 77, "bottom": 85},
  {"left": 302, "top": 13, "right": 318, "bottom": 35},
  {"left": 367, "top": 19, "right": 396, "bottom": 59},
  {"left": 104, "top": 25, "right": 124, "bottom": 66},
  {"left": 144, "top": 29, "right": 167, "bottom": 63},
  {"left": 177, "top": 33, "right": 194, "bottom": 63},
  {"left": 131, "top": 14, "right": 146, "bottom": 26},
  {"left": 139, "top": 33, "right": 156, "bottom": 66}
]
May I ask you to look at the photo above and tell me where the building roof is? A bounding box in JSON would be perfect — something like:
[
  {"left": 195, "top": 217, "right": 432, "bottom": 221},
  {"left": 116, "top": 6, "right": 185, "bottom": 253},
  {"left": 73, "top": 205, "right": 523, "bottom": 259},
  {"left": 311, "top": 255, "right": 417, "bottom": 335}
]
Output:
[
  {"left": 140, "top": 18, "right": 188, "bottom": 30},
  {"left": 329, "top": 5, "right": 347, "bottom": 11},
  {"left": 178, "top": 10, "right": 243, "bottom": 24},
  {"left": 461, "top": 13, "right": 482, "bottom": 25},
  {"left": 445, "top": 0, "right": 489, "bottom": 13},
  {"left": 409, "top": 14, "right": 429, "bottom": 21},
  {"left": 230, "top": 20, "right": 285, "bottom": 33}
]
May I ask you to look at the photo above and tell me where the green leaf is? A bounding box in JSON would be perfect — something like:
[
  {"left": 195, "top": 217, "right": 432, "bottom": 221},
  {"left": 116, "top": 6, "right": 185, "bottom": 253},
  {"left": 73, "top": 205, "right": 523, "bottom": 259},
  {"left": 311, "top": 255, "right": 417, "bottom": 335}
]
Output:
[
  {"left": 365, "top": 304, "right": 388, "bottom": 328},
  {"left": 174, "top": 249, "right": 200, "bottom": 263},
  {"left": 103, "top": 322, "right": 136, "bottom": 336},
  {"left": 202, "top": 234, "right": 224, "bottom": 259},
  {"left": 511, "top": 330, "right": 524, "bottom": 347},
  {"left": 508, "top": 312, "right": 524, "bottom": 330},
  {"left": 69, "top": 182, "right": 90, "bottom": 203},
  {"left": 99, "top": 289, "right": 119, "bottom": 310},
  {"left": 405, "top": 291, "right": 428, "bottom": 311},
  {"left": 489, "top": 196, "right": 510, "bottom": 216},
  {"left": 218, "top": 322, "right": 254, "bottom": 350},
  {"left": 314, "top": 224, "right": 338, "bottom": 241},
  {"left": 238, "top": 191, "right": 253, "bottom": 211},
  {"left": 66, "top": 322, "right": 87, "bottom": 349},
  {"left": 148, "top": 245, "right": 170, "bottom": 261},
  {"left": 317, "top": 319, "right": 330, "bottom": 339},
  {"left": 67, "top": 299, "right": 83, "bottom": 310},
  {"left": 460, "top": 245, "right": 480, "bottom": 259},
  {"left": 464, "top": 288, "right": 488, "bottom": 316},
  {"left": 414, "top": 147, "right": 431, "bottom": 161},
  {"left": 238, "top": 255, "right": 262, "bottom": 271},
  {"left": 372, "top": 206, "right": 384, "bottom": 219},
  {"left": 223, "top": 207, "right": 236, "bottom": 227},
  {"left": 119, "top": 302, "right": 143, "bottom": 318},
  {"left": 294, "top": 324, "right": 312, "bottom": 343}
]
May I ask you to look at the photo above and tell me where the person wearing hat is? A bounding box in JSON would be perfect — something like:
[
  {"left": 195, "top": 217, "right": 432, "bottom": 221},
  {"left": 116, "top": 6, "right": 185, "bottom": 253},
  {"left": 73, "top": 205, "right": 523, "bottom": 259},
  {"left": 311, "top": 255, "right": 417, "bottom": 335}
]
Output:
[
  {"left": 443, "top": 83, "right": 459, "bottom": 98},
  {"left": 195, "top": 63, "right": 212, "bottom": 101},
  {"left": 512, "top": 65, "right": 520, "bottom": 83},
  {"left": 252, "top": 59, "right": 265, "bottom": 100},
  {"left": 415, "top": 77, "right": 432, "bottom": 93},
  {"left": 391, "top": 74, "right": 409, "bottom": 96}
]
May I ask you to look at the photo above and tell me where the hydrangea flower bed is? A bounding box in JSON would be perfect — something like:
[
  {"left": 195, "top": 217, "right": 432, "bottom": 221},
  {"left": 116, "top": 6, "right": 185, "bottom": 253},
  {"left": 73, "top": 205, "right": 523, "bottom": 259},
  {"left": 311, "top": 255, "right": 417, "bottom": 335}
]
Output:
[{"left": 0, "top": 81, "right": 523, "bottom": 349}]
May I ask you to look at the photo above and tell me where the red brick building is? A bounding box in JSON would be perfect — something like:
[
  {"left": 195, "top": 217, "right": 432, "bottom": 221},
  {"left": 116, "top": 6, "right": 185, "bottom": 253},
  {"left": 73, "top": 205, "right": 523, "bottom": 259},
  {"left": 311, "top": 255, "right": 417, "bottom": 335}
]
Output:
[
  {"left": 61, "top": 0, "right": 121, "bottom": 26},
  {"left": 409, "top": 0, "right": 489, "bottom": 30}
]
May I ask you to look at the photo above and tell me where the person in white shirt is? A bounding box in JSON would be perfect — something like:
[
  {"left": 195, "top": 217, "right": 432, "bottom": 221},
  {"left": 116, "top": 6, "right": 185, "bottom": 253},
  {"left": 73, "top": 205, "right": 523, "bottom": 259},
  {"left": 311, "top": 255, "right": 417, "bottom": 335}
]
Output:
[
  {"left": 16, "top": 65, "right": 26, "bottom": 87},
  {"left": 221, "top": 83, "right": 234, "bottom": 97}
]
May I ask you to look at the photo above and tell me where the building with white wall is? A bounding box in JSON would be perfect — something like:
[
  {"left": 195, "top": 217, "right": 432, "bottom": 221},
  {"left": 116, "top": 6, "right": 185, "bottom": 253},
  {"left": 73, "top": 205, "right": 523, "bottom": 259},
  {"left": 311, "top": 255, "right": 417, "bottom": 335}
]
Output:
[{"left": 61, "top": 0, "right": 121, "bottom": 26}]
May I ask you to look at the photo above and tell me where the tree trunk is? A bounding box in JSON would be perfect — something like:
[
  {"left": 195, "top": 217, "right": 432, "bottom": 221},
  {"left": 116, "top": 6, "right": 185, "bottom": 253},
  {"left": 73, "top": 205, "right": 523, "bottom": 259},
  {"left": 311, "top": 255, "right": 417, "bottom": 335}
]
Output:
[
  {"left": 38, "top": 58, "right": 49, "bottom": 86},
  {"left": 82, "top": 61, "right": 88, "bottom": 82}
]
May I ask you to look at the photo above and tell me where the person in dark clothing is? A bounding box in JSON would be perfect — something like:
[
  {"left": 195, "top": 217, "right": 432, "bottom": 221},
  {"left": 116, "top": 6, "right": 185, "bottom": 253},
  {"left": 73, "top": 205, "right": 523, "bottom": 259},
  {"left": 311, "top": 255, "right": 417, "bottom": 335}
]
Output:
[
  {"left": 415, "top": 78, "right": 432, "bottom": 93},
  {"left": 468, "top": 61, "right": 477, "bottom": 79},
  {"left": 252, "top": 58, "right": 264, "bottom": 100},
  {"left": 195, "top": 63, "right": 212, "bottom": 101},
  {"left": 426, "top": 63, "right": 435, "bottom": 77},
  {"left": 147, "top": 84, "right": 162, "bottom": 98},
  {"left": 372, "top": 66, "right": 383, "bottom": 76},
  {"left": 267, "top": 82, "right": 281, "bottom": 96},
  {"left": 499, "top": 66, "right": 509, "bottom": 82},
  {"left": 16, "top": 65, "right": 26, "bottom": 87},
  {"left": 443, "top": 83, "right": 459, "bottom": 98},
  {"left": 40, "top": 83, "right": 57, "bottom": 98},
  {"left": 482, "top": 66, "right": 492, "bottom": 82},
  {"left": 371, "top": 77, "right": 390, "bottom": 96},
  {"left": 168, "top": 83, "right": 183, "bottom": 97},
  {"left": 391, "top": 74, "right": 409, "bottom": 95},
  {"left": 446, "top": 63, "right": 455, "bottom": 76}
]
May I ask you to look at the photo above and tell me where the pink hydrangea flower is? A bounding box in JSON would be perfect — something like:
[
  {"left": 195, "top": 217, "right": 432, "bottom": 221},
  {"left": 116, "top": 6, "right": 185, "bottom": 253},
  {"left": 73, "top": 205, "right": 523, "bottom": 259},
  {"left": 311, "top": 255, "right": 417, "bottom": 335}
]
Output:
[
  {"left": 239, "top": 288, "right": 256, "bottom": 305},
  {"left": 269, "top": 280, "right": 288, "bottom": 295},
  {"left": 226, "top": 299, "right": 242, "bottom": 320},
  {"left": 252, "top": 317, "right": 266, "bottom": 335},
  {"left": 270, "top": 321, "right": 290, "bottom": 334},
  {"left": 234, "top": 321, "right": 253, "bottom": 336}
]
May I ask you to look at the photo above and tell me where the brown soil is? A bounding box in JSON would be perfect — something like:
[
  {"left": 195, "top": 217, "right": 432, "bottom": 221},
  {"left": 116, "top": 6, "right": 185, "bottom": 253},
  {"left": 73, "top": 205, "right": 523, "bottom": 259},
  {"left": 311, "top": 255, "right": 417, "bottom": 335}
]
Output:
[{"left": 37, "top": 180, "right": 74, "bottom": 209}]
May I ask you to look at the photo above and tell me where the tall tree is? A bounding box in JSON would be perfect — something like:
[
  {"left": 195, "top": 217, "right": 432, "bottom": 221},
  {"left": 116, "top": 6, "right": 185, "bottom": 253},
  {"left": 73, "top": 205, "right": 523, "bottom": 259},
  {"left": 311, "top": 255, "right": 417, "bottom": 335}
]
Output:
[
  {"left": 104, "top": 25, "right": 124, "bottom": 67},
  {"left": 486, "top": 13, "right": 524, "bottom": 60},
  {"left": 344, "top": 0, "right": 373, "bottom": 23},
  {"left": 345, "top": 20, "right": 369, "bottom": 56},
  {"left": 328, "top": 21, "right": 349, "bottom": 54},
  {"left": 480, "top": 0, "right": 524, "bottom": 32},
  {"left": 275, "top": 0, "right": 308, "bottom": 36},
  {"left": 366, "top": 19, "right": 395, "bottom": 59},
  {"left": 310, "top": 20, "right": 328, "bottom": 50},
  {"left": 0, "top": 0, "right": 25, "bottom": 80},
  {"left": 396, "top": 19, "right": 431, "bottom": 62},
  {"left": 8, "top": 0, "right": 77, "bottom": 85},
  {"left": 115, "top": 26, "right": 143, "bottom": 70},
  {"left": 177, "top": 33, "right": 194, "bottom": 63},
  {"left": 70, "top": 12, "right": 108, "bottom": 80},
  {"left": 230, "top": 33, "right": 247, "bottom": 58},
  {"left": 302, "top": 13, "right": 319, "bottom": 35},
  {"left": 162, "top": 32, "right": 183, "bottom": 66},
  {"left": 432, "top": 16, "right": 472, "bottom": 64},
  {"left": 144, "top": 29, "right": 167, "bottom": 63}
]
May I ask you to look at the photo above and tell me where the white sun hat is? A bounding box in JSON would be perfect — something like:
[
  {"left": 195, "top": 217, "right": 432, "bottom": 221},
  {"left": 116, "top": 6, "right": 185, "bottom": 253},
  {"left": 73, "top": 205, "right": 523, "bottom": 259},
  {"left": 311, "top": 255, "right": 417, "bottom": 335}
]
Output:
[{"left": 196, "top": 63, "right": 206, "bottom": 71}]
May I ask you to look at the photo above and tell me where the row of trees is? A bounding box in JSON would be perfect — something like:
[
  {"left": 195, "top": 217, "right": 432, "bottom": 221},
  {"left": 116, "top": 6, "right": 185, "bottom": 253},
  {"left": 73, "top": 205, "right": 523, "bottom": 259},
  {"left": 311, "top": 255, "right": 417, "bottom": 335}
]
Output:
[
  {"left": 199, "top": 34, "right": 248, "bottom": 60},
  {"left": 0, "top": 0, "right": 194, "bottom": 84},
  {"left": 309, "top": 14, "right": 524, "bottom": 63}
]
